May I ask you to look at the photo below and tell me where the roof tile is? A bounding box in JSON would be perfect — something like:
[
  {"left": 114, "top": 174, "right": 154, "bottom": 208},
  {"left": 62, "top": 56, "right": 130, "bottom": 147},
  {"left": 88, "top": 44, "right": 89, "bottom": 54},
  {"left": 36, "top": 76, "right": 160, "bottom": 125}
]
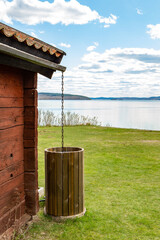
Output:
[
  {"left": 25, "top": 38, "right": 35, "bottom": 46},
  {"left": 0, "top": 22, "right": 66, "bottom": 59},
  {"left": 42, "top": 45, "right": 49, "bottom": 52},
  {"left": 34, "top": 42, "right": 43, "bottom": 49},
  {"left": 14, "top": 32, "right": 27, "bottom": 42},
  {"left": 2, "top": 28, "right": 15, "bottom": 37},
  {"left": 49, "top": 48, "right": 57, "bottom": 55}
]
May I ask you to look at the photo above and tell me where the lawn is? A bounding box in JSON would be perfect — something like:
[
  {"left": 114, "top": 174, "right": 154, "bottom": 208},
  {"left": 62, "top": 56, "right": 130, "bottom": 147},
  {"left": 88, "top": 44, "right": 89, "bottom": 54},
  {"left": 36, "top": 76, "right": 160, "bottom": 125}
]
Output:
[{"left": 18, "top": 126, "right": 160, "bottom": 239}]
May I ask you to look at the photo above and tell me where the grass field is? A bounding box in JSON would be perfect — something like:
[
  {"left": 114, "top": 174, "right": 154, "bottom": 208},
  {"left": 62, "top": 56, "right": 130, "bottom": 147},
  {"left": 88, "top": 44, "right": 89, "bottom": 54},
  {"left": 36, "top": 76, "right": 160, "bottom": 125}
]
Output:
[{"left": 17, "top": 126, "right": 160, "bottom": 239}]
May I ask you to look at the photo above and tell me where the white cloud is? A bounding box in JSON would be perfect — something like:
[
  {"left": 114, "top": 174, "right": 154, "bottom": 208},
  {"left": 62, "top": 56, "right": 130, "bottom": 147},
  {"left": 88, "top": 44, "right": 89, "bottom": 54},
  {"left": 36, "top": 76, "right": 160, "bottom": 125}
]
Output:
[
  {"left": 59, "top": 42, "right": 71, "bottom": 48},
  {"left": 87, "top": 42, "right": 99, "bottom": 51},
  {"left": 30, "top": 32, "right": 37, "bottom": 38},
  {"left": 136, "top": 8, "right": 143, "bottom": 15},
  {"left": 94, "top": 42, "right": 99, "bottom": 46},
  {"left": 147, "top": 24, "right": 160, "bottom": 39},
  {"left": 0, "top": 0, "right": 11, "bottom": 23},
  {"left": 87, "top": 46, "right": 96, "bottom": 51},
  {"left": 50, "top": 43, "right": 57, "bottom": 47},
  {"left": 0, "top": 0, "right": 117, "bottom": 28},
  {"left": 99, "top": 14, "right": 117, "bottom": 28},
  {"left": 38, "top": 48, "right": 160, "bottom": 97}
]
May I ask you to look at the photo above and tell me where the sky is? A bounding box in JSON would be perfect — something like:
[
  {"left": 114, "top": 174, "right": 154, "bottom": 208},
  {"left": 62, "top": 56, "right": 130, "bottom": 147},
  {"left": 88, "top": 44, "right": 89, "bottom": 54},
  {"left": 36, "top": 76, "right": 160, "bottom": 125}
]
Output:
[{"left": 1, "top": 0, "right": 160, "bottom": 97}]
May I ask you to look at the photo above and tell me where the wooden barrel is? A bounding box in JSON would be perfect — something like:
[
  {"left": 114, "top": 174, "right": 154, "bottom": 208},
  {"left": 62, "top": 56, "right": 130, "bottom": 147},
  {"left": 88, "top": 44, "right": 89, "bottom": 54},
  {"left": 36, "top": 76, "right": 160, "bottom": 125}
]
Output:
[{"left": 45, "top": 147, "right": 85, "bottom": 217}]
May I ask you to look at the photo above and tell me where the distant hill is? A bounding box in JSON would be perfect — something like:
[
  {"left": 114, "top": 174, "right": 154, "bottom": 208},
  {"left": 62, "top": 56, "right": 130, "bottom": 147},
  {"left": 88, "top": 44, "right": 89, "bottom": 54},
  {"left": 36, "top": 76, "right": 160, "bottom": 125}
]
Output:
[
  {"left": 91, "top": 96, "right": 160, "bottom": 100},
  {"left": 38, "top": 92, "right": 91, "bottom": 100},
  {"left": 38, "top": 93, "right": 160, "bottom": 101}
]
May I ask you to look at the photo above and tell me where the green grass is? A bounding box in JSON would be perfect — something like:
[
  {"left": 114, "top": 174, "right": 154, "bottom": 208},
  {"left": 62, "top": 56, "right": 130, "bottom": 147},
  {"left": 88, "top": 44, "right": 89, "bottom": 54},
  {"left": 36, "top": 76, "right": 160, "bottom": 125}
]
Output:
[{"left": 18, "top": 126, "right": 160, "bottom": 239}]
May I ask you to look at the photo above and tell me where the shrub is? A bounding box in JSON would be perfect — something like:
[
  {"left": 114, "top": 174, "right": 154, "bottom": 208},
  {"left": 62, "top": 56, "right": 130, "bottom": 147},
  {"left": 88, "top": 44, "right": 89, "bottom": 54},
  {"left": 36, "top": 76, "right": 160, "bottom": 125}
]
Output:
[{"left": 38, "top": 110, "right": 100, "bottom": 126}]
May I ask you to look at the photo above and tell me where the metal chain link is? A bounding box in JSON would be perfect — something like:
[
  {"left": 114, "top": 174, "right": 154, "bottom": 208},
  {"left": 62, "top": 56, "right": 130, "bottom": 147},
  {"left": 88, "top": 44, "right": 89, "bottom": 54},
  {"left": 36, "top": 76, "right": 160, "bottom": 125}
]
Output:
[{"left": 61, "top": 71, "right": 64, "bottom": 151}]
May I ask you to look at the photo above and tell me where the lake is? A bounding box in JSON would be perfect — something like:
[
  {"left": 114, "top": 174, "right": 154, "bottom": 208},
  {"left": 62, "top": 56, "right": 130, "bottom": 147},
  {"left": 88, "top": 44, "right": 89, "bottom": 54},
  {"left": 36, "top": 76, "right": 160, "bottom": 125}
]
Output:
[{"left": 38, "top": 100, "right": 160, "bottom": 131}]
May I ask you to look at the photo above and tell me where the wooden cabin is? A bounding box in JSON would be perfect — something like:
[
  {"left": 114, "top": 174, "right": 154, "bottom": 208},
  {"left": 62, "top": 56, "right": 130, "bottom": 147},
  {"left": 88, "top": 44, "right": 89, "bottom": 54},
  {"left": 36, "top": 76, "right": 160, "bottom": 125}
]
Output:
[{"left": 0, "top": 22, "right": 66, "bottom": 239}]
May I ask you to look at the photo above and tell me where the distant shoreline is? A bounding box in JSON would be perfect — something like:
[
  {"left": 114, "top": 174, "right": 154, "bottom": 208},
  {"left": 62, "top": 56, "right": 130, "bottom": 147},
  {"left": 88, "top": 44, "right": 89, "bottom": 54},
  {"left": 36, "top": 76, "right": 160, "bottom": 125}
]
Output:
[
  {"left": 91, "top": 97, "right": 160, "bottom": 101},
  {"left": 38, "top": 93, "right": 160, "bottom": 101},
  {"left": 38, "top": 92, "right": 90, "bottom": 100}
]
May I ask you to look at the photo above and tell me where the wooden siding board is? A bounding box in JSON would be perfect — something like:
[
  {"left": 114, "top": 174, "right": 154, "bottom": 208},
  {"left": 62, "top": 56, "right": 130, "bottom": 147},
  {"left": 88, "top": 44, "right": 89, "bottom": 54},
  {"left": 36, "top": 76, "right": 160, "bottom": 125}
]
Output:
[
  {"left": 0, "top": 184, "right": 25, "bottom": 217},
  {"left": 74, "top": 152, "right": 79, "bottom": 215},
  {"left": 57, "top": 154, "right": 62, "bottom": 216},
  {"left": 69, "top": 153, "right": 74, "bottom": 216},
  {"left": 23, "top": 71, "right": 39, "bottom": 216},
  {"left": 62, "top": 153, "right": 69, "bottom": 216},
  {"left": 78, "top": 151, "right": 84, "bottom": 213},
  {"left": 24, "top": 128, "right": 36, "bottom": 140},
  {"left": 0, "top": 65, "right": 39, "bottom": 236},
  {"left": 24, "top": 139, "right": 37, "bottom": 148},
  {"left": 0, "top": 200, "right": 26, "bottom": 236},
  {"left": 0, "top": 97, "right": 23, "bottom": 108},
  {"left": 49, "top": 152, "right": 55, "bottom": 215},
  {"left": 24, "top": 89, "right": 37, "bottom": 107},
  {"left": 24, "top": 148, "right": 37, "bottom": 172},
  {"left": 23, "top": 71, "right": 37, "bottom": 89},
  {"left": 45, "top": 151, "right": 49, "bottom": 213},
  {"left": 24, "top": 107, "right": 37, "bottom": 128},
  {"left": 0, "top": 108, "right": 24, "bottom": 130},
  {"left": 0, "top": 125, "right": 23, "bottom": 143},
  {"left": 24, "top": 172, "right": 38, "bottom": 191},
  {"left": 53, "top": 153, "right": 57, "bottom": 216},
  {"left": 0, "top": 173, "right": 24, "bottom": 197},
  {"left": 25, "top": 190, "right": 39, "bottom": 215},
  {"left": 0, "top": 65, "right": 23, "bottom": 97},
  {"left": 0, "top": 126, "right": 24, "bottom": 171},
  {"left": 0, "top": 161, "right": 24, "bottom": 185}
]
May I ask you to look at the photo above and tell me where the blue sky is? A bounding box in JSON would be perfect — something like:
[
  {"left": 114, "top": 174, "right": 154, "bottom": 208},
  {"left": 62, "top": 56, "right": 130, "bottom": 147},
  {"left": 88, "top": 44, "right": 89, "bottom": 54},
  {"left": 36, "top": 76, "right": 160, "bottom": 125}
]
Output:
[{"left": 1, "top": 0, "right": 160, "bottom": 97}]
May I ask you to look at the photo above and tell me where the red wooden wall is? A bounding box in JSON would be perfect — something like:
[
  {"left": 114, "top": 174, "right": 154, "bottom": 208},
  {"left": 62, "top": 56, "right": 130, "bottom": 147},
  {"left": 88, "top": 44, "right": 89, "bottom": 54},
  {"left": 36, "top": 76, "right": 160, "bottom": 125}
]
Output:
[{"left": 0, "top": 65, "right": 39, "bottom": 237}]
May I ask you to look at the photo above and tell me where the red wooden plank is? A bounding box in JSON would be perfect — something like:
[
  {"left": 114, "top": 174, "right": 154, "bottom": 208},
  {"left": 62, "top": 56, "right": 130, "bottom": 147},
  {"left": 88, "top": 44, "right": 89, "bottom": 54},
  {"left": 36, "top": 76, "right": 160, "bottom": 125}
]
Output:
[
  {"left": 24, "top": 139, "right": 37, "bottom": 148},
  {"left": 24, "top": 89, "right": 37, "bottom": 106},
  {"left": 23, "top": 71, "right": 37, "bottom": 89},
  {"left": 0, "top": 108, "right": 24, "bottom": 130},
  {"left": 24, "top": 106, "right": 36, "bottom": 118},
  {"left": 24, "top": 172, "right": 38, "bottom": 191},
  {"left": 0, "top": 161, "right": 24, "bottom": 185},
  {"left": 0, "top": 97, "right": 23, "bottom": 108},
  {"left": 0, "top": 125, "right": 23, "bottom": 143},
  {"left": 24, "top": 127, "right": 37, "bottom": 140},
  {"left": 20, "top": 199, "right": 26, "bottom": 216},
  {"left": 25, "top": 189, "right": 39, "bottom": 215},
  {"left": 24, "top": 148, "right": 37, "bottom": 171},
  {"left": 24, "top": 106, "right": 38, "bottom": 128},
  {"left": 0, "top": 208, "right": 15, "bottom": 235},
  {"left": 0, "top": 184, "right": 25, "bottom": 217},
  {"left": 0, "top": 126, "right": 24, "bottom": 171},
  {"left": 0, "top": 200, "right": 25, "bottom": 236},
  {"left": 0, "top": 173, "right": 24, "bottom": 196},
  {"left": 0, "top": 65, "right": 23, "bottom": 97}
]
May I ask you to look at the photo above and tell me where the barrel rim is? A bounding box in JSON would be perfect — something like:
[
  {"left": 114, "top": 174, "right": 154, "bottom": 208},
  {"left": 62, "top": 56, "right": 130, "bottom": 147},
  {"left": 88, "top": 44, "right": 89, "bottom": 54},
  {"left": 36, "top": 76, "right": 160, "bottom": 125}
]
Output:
[{"left": 45, "top": 146, "right": 84, "bottom": 153}]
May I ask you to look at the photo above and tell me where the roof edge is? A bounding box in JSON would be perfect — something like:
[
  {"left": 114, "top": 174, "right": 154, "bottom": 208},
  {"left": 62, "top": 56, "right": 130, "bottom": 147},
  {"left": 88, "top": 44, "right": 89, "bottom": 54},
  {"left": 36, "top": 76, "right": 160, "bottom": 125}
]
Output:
[
  {"left": 0, "top": 22, "right": 66, "bottom": 56},
  {"left": 0, "top": 42, "right": 66, "bottom": 73}
]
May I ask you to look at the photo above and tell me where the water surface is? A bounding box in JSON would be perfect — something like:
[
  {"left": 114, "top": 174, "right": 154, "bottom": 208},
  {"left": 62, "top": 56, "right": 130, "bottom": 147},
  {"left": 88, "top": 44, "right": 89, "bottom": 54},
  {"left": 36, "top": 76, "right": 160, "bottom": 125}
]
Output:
[{"left": 38, "top": 100, "right": 160, "bottom": 131}]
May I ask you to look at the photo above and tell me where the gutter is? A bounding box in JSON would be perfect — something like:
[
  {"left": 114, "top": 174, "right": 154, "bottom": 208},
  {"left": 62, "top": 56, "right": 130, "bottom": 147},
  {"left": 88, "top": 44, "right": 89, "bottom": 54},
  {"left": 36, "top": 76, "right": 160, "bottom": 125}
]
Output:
[{"left": 0, "top": 43, "right": 66, "bottom": 72}]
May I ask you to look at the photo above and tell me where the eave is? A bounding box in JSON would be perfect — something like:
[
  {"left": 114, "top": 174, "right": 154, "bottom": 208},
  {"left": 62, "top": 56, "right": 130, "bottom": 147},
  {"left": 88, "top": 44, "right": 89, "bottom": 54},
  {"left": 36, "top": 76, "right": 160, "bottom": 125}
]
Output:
[{"left": 0, "top": 43, "right": 66, "bottom": 78}]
